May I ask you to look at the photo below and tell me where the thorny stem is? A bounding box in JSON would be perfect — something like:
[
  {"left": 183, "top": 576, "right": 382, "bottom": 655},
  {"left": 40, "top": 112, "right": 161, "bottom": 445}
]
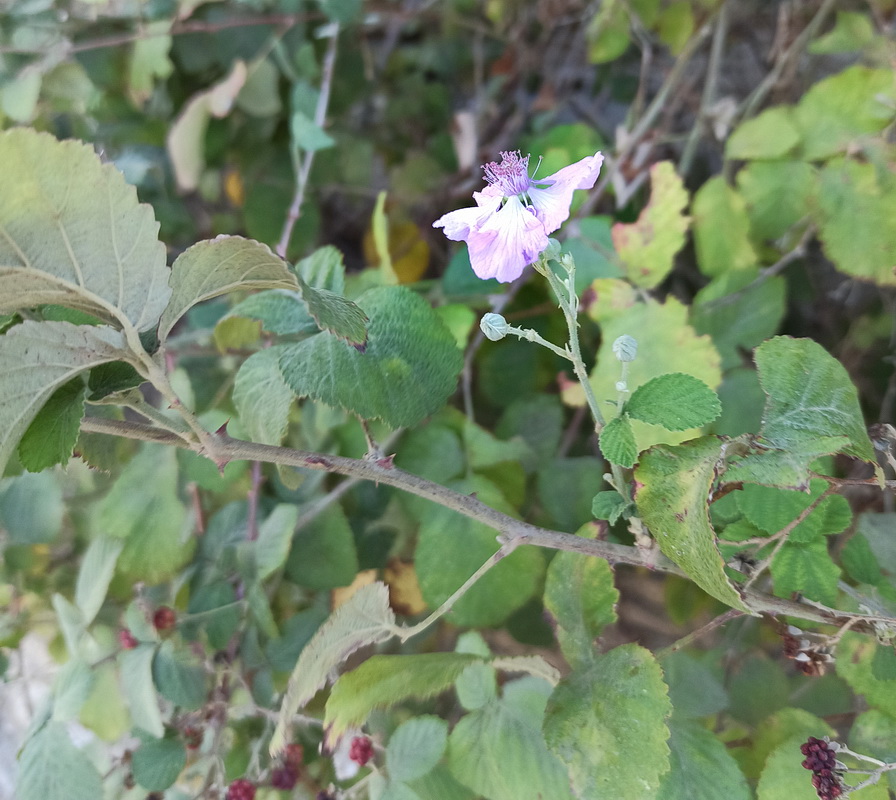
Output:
[
  {"left": 78, "top": 414, "right": 896, "bottom": 634},
  {"left": 503, "top": 323, "right": 573, "bottom": 361},
  {"left": 276, "top": 23, "right": 340, "bottom": 259}
]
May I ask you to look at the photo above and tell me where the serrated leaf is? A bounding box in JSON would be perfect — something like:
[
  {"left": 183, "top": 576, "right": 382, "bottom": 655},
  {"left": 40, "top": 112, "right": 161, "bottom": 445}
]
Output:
[
  {"left": 612, "top": 161, "right": 690, "bottom": 289},
  {"left": 255, "top": 503, "right": 298, "bottom": 581},
  {"left": 536, "top": 457, "right": 603, "bottom": 532},
  {"left": 449, "top": 681, "right": 575, "bottom": 800},
  {"left": 414, "top": 476, "right": 544, "bottom": 627},
  {"left": 159, "top": 236, "right": 298, "bottom": 341},
  {"left": 737, "top": 160, "right": 814, "bottom": 242},
  {"left": 543, "top": 644, "right": 672, "bottom": 799},
  {"left": 271, "top": 582, "right": 398, "bottom": 754},
  {"left": 279, "top": 286, "right": 462, "bottom": 428},
  {"left": 626, "top": 372, "right": 721, "bottom": 431},
  {"left": 692, "top": 177, "right": 757, "bottom": 277},
  {"left": 17, "top": 378, "right": 86, "bottom": 472},
  {"left": 0, "top": 321, "right": 128, "bottom": 476},
  {"left": 757, "top": 734, "right": 833, "bottom": 800},
  {"left": 232, "top": 346, "right": 294, "bottom": 446},
  {"left": 544, "top": 540, "right": 618, "bottom": 669},
  {"left": 770, "top": 539, "right": 840, "bottom": 605},
  {"left": 599, "top": 414, "right": 638, "bottom": 467},
  {"left": 661, "top": 650, "right": 729, "bottom": 718},
  {"left": 837, "top": 632, "right": 896, "bottom": 718},
  {"left": 75, "top": 536, "right": 124, "bottom": 625},
  {"left": 285, "top": 503, "right": 358, "bottom": 589},
  {"left": 794, "top": 66, "right": 896, "bottom": 161},
  {"left": 152, "top": 639, "right": 208, "bottom": 710},
  {"left": 296, "top": 273, "right": 368, "bottom": 348},
  {"left": 455, "top": 663, "right": 498, "bottom": 711},
  {"left": 52, "top": 659, "right": 95, "bottom": 721},
  {"left": 324, "top": 653, "right": 477, "bottom": 747},
  {"left": 131, "top": 736, "right": 187, "bottom": 792},
  {"left": 225, "top": 290, "right": 317, "bottom": 336},
  {"left": 754, "top": 337, "right": 877, "bottom": 464},
  {"left": 591, "top": 490, "right": 629, "bottom": 523},
  {"left": 588, "top": 296, "right": 722, "bottom": 453},
  {"left": 659, "top": 718, "right": 751, "bottom": 800},
  {"left": 815, "top": 159, "right": 896, "bottom": 287},
  {"left": 18, "top": 722, "right": 103, "bottom": 800},
  {"left": 725, "top": 106, "right": 801, "bottom": 160},
  {"left": 849, "top": 710, "right": 896, "bottom": 793},
  {"left": 386, "top": 716, "right": 449, "bottom": 783},
  {"left": 723, "top": 436, "right": 849, "bottom": 491},
  {"left": 0, "top": 470, "right": 63, "bottom": 544},
  {"left": 119, "top": 645, "right": 164, "bottom": 738},
  {"left": 295, "top": 245, "right": 346, "bottom": 293},
  {"left": 635, "top": 437, "right": 748, "bottom": 610},
  {"left": 0, "top": 129, "right": 170, "bottom": 331}
]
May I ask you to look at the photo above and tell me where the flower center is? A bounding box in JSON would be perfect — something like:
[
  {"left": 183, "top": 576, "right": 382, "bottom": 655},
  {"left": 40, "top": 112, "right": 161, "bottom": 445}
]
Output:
[{"left": 482, "top": 150, "right": 532, "bottom": 197}]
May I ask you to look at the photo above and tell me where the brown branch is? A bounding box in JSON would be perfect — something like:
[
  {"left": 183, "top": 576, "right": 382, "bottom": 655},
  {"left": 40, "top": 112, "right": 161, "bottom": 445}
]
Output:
[{"left": 78, "top": 414, "right": 893, "bottom": 634}]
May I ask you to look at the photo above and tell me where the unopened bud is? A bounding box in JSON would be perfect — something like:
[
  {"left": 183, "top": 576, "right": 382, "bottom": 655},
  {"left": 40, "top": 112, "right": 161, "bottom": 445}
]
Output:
[
  {"left": 612, "top": 335, "right": 638, "bottom": 363},
  {"left": 480, "top": 313, "right": 510, "bottom": 341}
]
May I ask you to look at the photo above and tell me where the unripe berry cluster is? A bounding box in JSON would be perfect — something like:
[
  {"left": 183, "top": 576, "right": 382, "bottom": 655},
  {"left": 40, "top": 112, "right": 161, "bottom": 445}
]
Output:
[
  {"left": 226, "top": 778, "right": 256, "bottom": 800},
  {"left": 349, "top": 736, "right": 373, "bottom": 766},
  {"left": 800, "top": 737, "right": 844, "bottom": 800}
]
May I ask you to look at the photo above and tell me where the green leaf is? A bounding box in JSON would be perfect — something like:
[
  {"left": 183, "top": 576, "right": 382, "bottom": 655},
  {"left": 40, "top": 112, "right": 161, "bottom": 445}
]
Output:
[
  {"left": 225, "top": 290, "right": 317, "bottom": 336},
  {"left": 285, "top": 503, "right": 359, "bottom": 589},
  {"left": 543, "top": 644, "right": 672, "bottom": 799},
  {"left": 736, "top": 480, "right": 852, "bottom": 543},
  {"left": 455, "top": 662, "right": 498, "bottom": 711},
  {"left": 52, "top": 659, "right": 96, "bottom": 721},
  {"left": 599, "top": 414, "right": 638, "bottom": 467},
  {"left": 296, "top": 272, "right": 369, "bottom": 348},
  {"left": 770, "top": 538, "right": 840, "bottom": 604},
  {"left": 626, "top": 373, "right": 721, "bottom": 431},
  {"left": 815, "top": 159, "right": 896, "bottom": 287},
  {"left": 635, "top": 437, "right": 748, "bottom": 610},
  {"left": 692, "top": 177, "right": 757, "bottom": 277},
  {"left": 753, "top": 337, "right": 877, "bottom": 465},
  {"left": 449, "top": 679, "right": 575, "bottom": 800},
  {"left": 659, "top": 718, "right": 750, "bottom": 800},
  {"left": 463, "top": 417, "right": 532, "bottom": 471},
  {"left": 75, "top": 536, "right": 124, "bottom": 625},
  {"left": 612, "top": 161, "right": 690, "bottom": 289},
  {"left": 271, "top": 582, "right": 398, "bottom": 754},
  {"left": 841, "top": 531, "right": 885, "bottom": 586},
  {"left": 119, "top": 645, "right": 164, "bottom": 738},
  {"left": 128, "top": 21, "right": 173, "bottom": 104},
  {"left": 1, "top": 66, "right": 41, "bottom": 123},
  {"left": 131, "top": 736, "right": 187, "bottom": 792},
  {"left": 723, "top": 436, "right": 849, "bottom": 491},
  {"left": 536, "top": 457, "right": 604, "bottom": 532},
  {"left": 185, "top": 581, "right": 240, "bottom": 650},
  {"left": 17, "top": 379, "right": 86, "bottom": 472},
  {"left": 0, "top": 129, "right": 170, "bottom": 331},
  {"left": 587, "top": 296, "right": 722, "bottom": 453},
  {"left": 236, "top": 57, "right": 282, "bottom": 116},
  {"left": 98, "top": 444, "right": 193, "bottom": 584},
  {"left": 408, "top": 765, "right": 476, "bottom": 800},
  {"left": 18, "top": 722, "right": 103, "bottom": 800},
  {"left": 232, "top": 346, "right": 294, "bottom": 446},
  {"left": 152, "top": 639, "right": 208, "bottom": 710},
  {"left": 295, "top": 245, "right": 347, "bottom": 293},
  {"left": 725, "top": 106, "right": 801, "bottom": 160},
  {"left": 849, "top": 710, "right": 896, "bottom": 793},
  {"left": 591, "top": 490, "right": 629, "bottom": 523},
  {"left": 386, "top": 716, "right": 449, "bottom": 783},
  {"left": 794, "top": 66, "right": 896, "bottom": 161},
  {"left": 0, "top": 470, "right": 63, "bottom": 544},
  {"left": 255, "top": 503, "right": 298, "bottom": 581},
  {"left": 661, "top": 651, "right": 729, "bottom": 718},
  {"left": 279, "top": 286, "right": 462, "bottom": 428},
  {"left": 78, "top": 662, "right": 129, "bottom": 741},
  {"left": 809, "top": 11, "right": 877, "bottom": 54},
  {"left": 691, "top": 270, "right": 787, "bottom": 371},
  {"left": 159, "top": 236, "right": 298, "bottom": 341},
  {"left": 837, "top": 632, "right": 896, "bottom": 718},
  {"left": 414, "top": 476, "right": 544, "bottom": 627},
  {"left": 737, "top": 160, "right": 814, "bottom": 242},
  {"left": 325, "top": 654, "right": 478, "bottom": 746},
  {"left": 757, "top": 734, "right": 831, "bottom": 800},
  {"left": 543, "top": 543, "right": 618, "bottom": 669},
  {"left": 0, "top": 321, "right": 128, "bottom": 476}
]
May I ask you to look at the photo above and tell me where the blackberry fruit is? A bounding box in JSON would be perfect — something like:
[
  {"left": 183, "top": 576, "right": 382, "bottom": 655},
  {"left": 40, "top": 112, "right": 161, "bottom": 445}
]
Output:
[
  {"left": 800, "top": 737, "right": 844, "bottom": 800},
  {"left": 226, "top": 778, "right": 256, "bottom": 800},
  {"left": 348, "top": 736, "right": 373, "bottom": 766},
  {"left": 270, "top": 765, "right": 299, "bottom": 790}
]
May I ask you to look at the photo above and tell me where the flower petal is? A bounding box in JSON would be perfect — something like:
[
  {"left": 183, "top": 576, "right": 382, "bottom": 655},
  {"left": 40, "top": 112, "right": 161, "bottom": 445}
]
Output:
[
  {"left": 467, "top": 196, "right": 548, "bottom": 283},
  {"left": 528, "top": 152, "right": 604, "bottom": 233},
  {"left": 432, "top": 193, "right": 503, "bottom": 241}
]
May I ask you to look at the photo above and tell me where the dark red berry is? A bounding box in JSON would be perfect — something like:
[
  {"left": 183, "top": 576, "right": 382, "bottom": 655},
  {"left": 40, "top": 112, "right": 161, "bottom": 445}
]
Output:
[
  {"left": 800, "top": 737, "right": 844, "bottom": 800},
  {"left": 226, "top": 779, "right": 256, "bottom": 800},
  {"left": 270, "top": 765, "right": 299, "bottom": 790},
  {"left": 283, "top": 743, "right": 303, "bottom": 768},
  {"left": 316, "top": 793, "right": 336, "bottom": 800},
  {"left": 153, "top": 606, "right": 177, "bottom": 631},
  {"left": 349, "top": 736, "right": 373, "bottom": 766},
  {"left": 118, "top": 628, "right": 138, "bottom": 649}
]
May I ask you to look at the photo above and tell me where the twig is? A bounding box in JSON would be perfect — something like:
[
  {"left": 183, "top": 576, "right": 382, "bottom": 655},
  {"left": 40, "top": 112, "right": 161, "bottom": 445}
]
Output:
[
  {"left": 276, "top": 23, "right": 340, "bottom": 260},
  {"left": 657, "top": 608, "right": 746, "bottom": 658},
  {"left": 77, "top": 414, "right": 896, "bottom": 633}
]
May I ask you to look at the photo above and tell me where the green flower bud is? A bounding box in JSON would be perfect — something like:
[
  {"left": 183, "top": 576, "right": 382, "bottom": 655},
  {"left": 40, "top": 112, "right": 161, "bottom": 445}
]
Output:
[
  {"left": 612, "top": 335, "right": 638, "bottom": 363},
  {"left": 480, "top": 312, "right": 511, "bottom": 341}
]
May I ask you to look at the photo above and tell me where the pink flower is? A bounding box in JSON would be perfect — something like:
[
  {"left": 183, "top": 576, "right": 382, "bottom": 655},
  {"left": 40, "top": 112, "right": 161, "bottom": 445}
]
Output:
[{"left": 433, "top": 150, "right": 604, "bottom": 282}]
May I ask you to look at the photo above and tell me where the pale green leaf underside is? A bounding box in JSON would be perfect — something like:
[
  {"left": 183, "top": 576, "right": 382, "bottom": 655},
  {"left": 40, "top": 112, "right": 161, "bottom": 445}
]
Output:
[
  {"left": 635, "top": 437, "right": 748, "bottom": 610},
  {"left": 271, "top": 582, "right": 398, "bottom": 754},
  {"left": 543, "top": 644, "right": 672, "bottom": 800},
  {"left": 386, "top": 716, "right": 449, "bottom": 784},
  {"left": 18, "top": 722, "right": 103, "bottom": 800},
  {"left": 232, "top": 346, "right": 294, "bottom": 446},
  {"left": 0, "top": 129, "right": 170, "bottom": 331},
  {"left": 0, "top": 320, "right": 128, "bottom": 476},
  {"left": 160, "top": 235, "right": 298, "bottom": 341}
]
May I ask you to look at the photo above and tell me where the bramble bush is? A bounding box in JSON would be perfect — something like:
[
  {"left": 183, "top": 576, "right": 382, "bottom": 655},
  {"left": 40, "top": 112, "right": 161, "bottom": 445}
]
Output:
[{"left": 2, "top": 2, "right": 896, "bottom": 800}]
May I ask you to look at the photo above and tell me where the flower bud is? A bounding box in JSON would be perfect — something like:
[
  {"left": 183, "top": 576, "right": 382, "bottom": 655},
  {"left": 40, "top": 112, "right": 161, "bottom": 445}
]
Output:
[
  {"left": 612, "top": 335, "right": 638, "bottom": 363},
  {"left": 542, "top": 238, "right": 562, "bottom": 261},
  {"left": 480, "top": 313, "right": 511, "bottom": 341}
]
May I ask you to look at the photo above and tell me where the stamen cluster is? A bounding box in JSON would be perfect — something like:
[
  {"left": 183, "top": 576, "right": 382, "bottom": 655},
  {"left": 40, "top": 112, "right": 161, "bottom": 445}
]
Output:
[{"left": 801, "top": 737, "right": 845, "bottom": 799}]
